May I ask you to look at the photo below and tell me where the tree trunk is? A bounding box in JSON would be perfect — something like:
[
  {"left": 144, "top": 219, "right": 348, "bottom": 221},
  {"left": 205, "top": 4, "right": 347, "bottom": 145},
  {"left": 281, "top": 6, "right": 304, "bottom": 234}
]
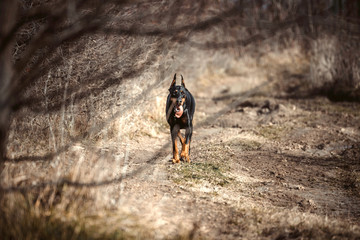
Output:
[{"left": 0, "top": 1, "right": 17, "bottom": 176}]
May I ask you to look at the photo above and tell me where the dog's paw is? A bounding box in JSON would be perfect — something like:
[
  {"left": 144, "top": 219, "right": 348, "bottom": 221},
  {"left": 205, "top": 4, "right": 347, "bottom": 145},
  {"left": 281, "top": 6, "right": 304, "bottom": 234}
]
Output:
[
  {"left": 180, "top": 152, "right": 190, "bottom": 163},
  {"left": 172, "top": 157, "right": 180, "bottom": 164},
  {"left": 180, "top": 144, "right": 190, "bottom": 163}
]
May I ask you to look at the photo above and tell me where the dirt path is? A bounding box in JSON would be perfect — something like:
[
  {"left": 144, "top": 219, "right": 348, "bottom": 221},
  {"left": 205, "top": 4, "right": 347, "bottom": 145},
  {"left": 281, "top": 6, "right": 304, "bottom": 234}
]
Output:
[{"left": 116, "top": 76, "right": 360, "bottom": 239}]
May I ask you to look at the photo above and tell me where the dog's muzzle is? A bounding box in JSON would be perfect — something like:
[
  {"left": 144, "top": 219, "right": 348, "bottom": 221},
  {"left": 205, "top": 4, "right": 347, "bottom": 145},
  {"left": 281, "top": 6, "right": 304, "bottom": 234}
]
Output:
[{"left": 174, "top": 105, "right": 183, "bottom": 118}]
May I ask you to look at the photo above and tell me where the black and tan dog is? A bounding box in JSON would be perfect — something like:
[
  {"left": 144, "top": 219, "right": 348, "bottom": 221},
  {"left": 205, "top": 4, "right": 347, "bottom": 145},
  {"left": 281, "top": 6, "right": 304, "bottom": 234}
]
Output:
[{"left": 166, "top": 74, "right": 195, "bottom": 163}]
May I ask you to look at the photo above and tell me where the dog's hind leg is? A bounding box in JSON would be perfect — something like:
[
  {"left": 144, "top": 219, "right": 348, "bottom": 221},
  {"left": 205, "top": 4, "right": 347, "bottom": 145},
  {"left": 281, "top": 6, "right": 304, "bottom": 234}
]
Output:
[
  {"left": 171, "top": 125, "right": 180, "bottom": 163},
  {"left": 188, "top": 125, "right": 193, "bottom": 156}
]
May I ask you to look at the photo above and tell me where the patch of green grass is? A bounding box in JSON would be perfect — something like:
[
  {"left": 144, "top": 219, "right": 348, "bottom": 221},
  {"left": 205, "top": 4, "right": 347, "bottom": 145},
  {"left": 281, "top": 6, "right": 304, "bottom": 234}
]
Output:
[
  {"left": 226, "top": 139, "right": 262, "bottom": 151},
  {"left": 171, "top": 162, "right": 234, "bottom": 187},
  {"left": 170, "top": 142, "right": 236, "bottom": 187},
  {"left": 257, "top": 125, "right": 286, "bottom": 140}
]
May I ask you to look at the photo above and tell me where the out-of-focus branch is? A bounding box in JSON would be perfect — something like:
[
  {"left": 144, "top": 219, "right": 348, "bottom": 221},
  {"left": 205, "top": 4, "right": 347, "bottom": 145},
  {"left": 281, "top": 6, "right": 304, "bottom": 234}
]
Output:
[
  {"left": 100, "top": 4, "right": 240, "bottom": 37},
  {"left": 10, "top": 1, "right": 238, "bottom": 114},
  {"left": 0, "top": 0, "right": 17, "bottom": 171},
  {"left": 5, "top": 40, "right": 163, "bottom": 162},
  {"left": 13, "top": 16, "right": 104, "bottom": 94}
]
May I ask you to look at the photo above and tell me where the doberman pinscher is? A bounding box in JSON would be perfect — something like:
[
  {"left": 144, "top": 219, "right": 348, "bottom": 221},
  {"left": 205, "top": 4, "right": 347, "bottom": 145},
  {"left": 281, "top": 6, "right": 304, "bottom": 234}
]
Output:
[{"left": 166, "top": 74, "right": 195, "bottom": 163}]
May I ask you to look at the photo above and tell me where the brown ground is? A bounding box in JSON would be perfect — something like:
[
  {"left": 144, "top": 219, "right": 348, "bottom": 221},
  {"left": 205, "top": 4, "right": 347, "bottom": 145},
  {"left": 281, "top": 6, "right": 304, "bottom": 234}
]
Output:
[{"left": 114, "top": 75, "right": 360, "bottom": 239}]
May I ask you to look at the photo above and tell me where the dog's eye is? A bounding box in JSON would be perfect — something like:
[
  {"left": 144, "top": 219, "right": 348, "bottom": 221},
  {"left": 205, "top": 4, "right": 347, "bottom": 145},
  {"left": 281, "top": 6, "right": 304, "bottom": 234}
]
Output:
[{"left": 181, "top": 91, "right": 184, "bottom": 94}]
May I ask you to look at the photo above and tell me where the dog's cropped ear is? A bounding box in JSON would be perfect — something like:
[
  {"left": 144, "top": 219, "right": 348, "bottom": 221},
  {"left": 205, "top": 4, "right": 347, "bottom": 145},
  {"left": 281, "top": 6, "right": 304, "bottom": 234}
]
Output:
[
  {"left": 181, "top": 75, "right": 185, "bottom": 88},
  {"left": 169, "top": 73, "right": 176, "bottom": 90}
]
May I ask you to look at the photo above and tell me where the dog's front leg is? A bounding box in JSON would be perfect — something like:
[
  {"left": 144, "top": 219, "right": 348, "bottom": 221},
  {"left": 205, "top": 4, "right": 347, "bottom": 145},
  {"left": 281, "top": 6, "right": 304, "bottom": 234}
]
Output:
[
  {"left": 171, "top": 125, "right": 180, "bottom": 163},
  {"left": 179, "top": 131, "right": 187, "bottom": 161},
  {"left": 180, "top": 126, "right": 191, "bottom": 163}
]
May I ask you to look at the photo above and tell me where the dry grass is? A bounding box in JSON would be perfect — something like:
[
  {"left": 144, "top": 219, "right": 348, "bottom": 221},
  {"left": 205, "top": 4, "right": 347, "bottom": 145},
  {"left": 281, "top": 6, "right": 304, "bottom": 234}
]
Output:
[
  {"left": 240, "top": 205, "right": 360, "bottom": 239},
  {"left": 309, "top": 35, "right": 360, "bottom": 101},
  {"left": 1, "top": 144, "right": 172, "bottom": 239},
  {"left": 3, "top": 2, "right": 360, "bottom": 237},
  {"left": 0, "top": 192, "right": 155, "bottom": 240}
]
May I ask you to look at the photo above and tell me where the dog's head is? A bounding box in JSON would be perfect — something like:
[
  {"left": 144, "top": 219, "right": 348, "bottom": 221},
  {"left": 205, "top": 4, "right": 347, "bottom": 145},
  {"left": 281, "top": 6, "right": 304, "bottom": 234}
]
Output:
[{"left": 169, "top": 73, "right": 186, "bottom": 118}]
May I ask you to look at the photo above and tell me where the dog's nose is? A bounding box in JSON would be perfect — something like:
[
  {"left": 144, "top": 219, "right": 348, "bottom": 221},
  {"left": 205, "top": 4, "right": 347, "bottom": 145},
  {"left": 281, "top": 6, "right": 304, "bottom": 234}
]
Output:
[{"left": 177, "top": 99, "right": 182, "bottom": 105}]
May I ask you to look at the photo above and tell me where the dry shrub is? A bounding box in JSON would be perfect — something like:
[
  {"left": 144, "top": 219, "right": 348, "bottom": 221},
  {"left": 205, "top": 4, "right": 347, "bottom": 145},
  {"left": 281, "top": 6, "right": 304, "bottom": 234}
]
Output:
[
  {"left": 309, "top": 35, "right": 360, "bottom": 101},
  {"left": 1, "top": 144, "right": 156, "bottom": 239},
  {"left": 0, "top": 191, "right": 154, "bottom": 240},
  {"left": 258, "top": 207, "right": 360, "bottom": 239}
]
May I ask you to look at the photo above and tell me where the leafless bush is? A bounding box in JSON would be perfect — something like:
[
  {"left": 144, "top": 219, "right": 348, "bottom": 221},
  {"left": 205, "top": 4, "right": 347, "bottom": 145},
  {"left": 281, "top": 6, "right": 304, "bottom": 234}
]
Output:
[{"left": 309, "top": 34, "right": 360, "bottom": 100}]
